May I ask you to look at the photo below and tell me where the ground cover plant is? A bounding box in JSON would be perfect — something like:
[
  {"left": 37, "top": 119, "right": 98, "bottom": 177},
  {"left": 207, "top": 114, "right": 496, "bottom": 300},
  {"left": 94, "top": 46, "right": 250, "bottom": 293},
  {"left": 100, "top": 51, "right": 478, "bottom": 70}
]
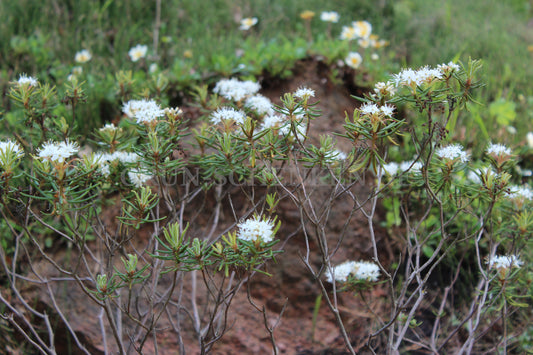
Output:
[{"left": 0, "top": 1, "right": 532, "bottom": 354}]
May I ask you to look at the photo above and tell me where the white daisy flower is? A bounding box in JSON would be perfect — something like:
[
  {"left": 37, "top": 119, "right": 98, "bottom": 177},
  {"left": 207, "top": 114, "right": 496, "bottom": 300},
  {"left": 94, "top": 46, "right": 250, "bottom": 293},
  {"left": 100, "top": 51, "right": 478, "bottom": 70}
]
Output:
[
  {"left": 74, "top": 49, "right": 92, "bottom": 63},
  {"left": 320, "top": 11, "right": 339, "bottom": 23},
  {"left": 128, "top": 44, "right": 148, "bottom": 62},
  {"left": 345, "top": 52, "right": 363, "bottom": 69},
  {"left": 239, "top": 17, "right": 258, "bottom": 31}
]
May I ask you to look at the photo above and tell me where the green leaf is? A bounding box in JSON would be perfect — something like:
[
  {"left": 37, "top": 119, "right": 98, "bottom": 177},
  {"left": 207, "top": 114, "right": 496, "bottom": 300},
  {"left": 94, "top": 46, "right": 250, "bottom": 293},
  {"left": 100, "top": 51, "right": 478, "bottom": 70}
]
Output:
[{"left": 489, "top": 98, "right": 516, "bottom": 126}]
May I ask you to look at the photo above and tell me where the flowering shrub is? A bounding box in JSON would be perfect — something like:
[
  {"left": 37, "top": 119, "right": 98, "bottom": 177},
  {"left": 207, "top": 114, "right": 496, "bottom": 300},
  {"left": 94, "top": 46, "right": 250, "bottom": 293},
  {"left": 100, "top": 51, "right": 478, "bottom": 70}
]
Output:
[{"left": 0, "top": 56, "right": 531, "bottom": 355}]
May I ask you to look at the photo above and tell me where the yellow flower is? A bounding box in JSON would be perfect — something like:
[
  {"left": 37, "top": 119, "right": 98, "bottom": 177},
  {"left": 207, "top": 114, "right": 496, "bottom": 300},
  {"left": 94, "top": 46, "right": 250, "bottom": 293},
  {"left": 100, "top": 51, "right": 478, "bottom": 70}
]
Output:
[
  {"left": 300, "top": 10, "right": 315, "bottom": 20},
  {"left": 183, "top": 50, "right": 193, "bottom": 58}
]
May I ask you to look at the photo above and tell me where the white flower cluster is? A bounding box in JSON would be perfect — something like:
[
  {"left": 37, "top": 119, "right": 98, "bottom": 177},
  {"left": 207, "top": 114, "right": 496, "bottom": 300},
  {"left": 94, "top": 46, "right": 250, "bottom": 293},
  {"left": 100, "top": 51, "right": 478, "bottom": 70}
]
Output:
[
  {"left": 486, "top": 142, "right": 512, "bottom": 156},
  {"left": 38, "top": 140, "right": 79, "bottom": 164},
  {"left": 244, "top": 95, "right": 274, "bottom": 115},
  {"left": 294, "top": 86, "right": 315, "bottom": 100},
  {"left": 436, "top": 144, "right": 469, "bottom": 163},
  {"left": 326, "top": 260, "right": 380, "bottom": 283},
  {"left": 94, "top": 151, "right": 139, "bottom": 177},
  {"left": 128, "top": 169, "right": 153, "bottom": 188},
  {"left": 320, "top": 11, "right": 339, "bottom": 23},
  {"left": 17, "top": 74, "right": 38, "bottom": 87},
  {"left": 359, "top": 103, "right": 395, "bottom": 118},
  {"left": 340, "top": 20, "right": 372, "bottom": 41},
  {"left": 213, "top": 78, "right": 261, "bottom": 102},
  {"left": 123, "top": 99, "right": 165, "bottom": 124},
  {"left": 437, "top": 61, "right": 461, "bottom": 74},
  {"left": 392, "top": 66, "right": 444, "bottom": 88},
  {"left": 487, "top": 255, "right": 523, "bottom": 270},
  {"left": 237, "top": 215, "right": 275, "bottom": 243},
  {"left": 466, "top": 167, "right": 495, "bottom": 184},
  {"left": 128, "top": 44, "right": 148, "bottom": 62},
  {"left": 382, "top": 160, "right": 423, "bottom": 176},
  {"left": 210, "top": 107, "right": 247, "bottom": 125},
  {"left": 99, "top": 123, "right": 118, "bottom": 132},
  {"left": 373, "top": 81, "right": 396, "bottom": 97},
  {"left": 506, "top": 185, "right": 533, "bottom": 201},
  {"left": 0, "top": 140, "right": 24, "bottom": 158}
]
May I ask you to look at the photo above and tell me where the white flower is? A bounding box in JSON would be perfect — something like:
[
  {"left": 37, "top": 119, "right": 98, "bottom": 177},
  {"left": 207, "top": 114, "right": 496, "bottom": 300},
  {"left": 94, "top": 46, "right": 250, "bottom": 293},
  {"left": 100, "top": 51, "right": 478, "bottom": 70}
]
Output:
[
  {"left": 245, "top": 95, "right": 274, "bottom": 115},
  {"left": 487, "top": 255, "right": 523, "bottom": 270},
  {"left": 128, "top": 44, "right": 148, "bottom": 62},
  {"left": 393, "top": 66, "right": 443, "bottom": 87},
  {"left": 122, "top": 99, "right": 165, "bottom": 124},
  {"left": 506, "top": 126, "right": 516, "bottom": 135},
  {"left": 380, "top": 104, "right": 395, "bottom": 118},
  {"left": 239, "top": 17, "right": 258, "bottom": 31},
  {"left": 467, "top": 167, "right": 497, "bottom": 184},
  {"left": 371, "top": 53, "right": 379, "bottom": 61},
  {"left": 326, "top": 260, "right": 380, "bottom": 283},
  {"left": 74, "top": 49, "right": 92, "bottom": 63},
  {"left": 17, "top": 74, "right": 38, "bottom": 87},
  {"left": 382, "top": 162, "right": 399, "bottom": 176},
  {"left": 437, "top": 61, "right": 460, "bottom": 74},
  {"left": 0, "top": 140, "right": 23, "bottom": 157},
  {"left": 38, "top": 140, "right": 79, "bottom": 164},
  {"left": 294, "top": 87, "right": 315, "bottom": 100},
  {"left": 320, "top": 11, "right": 339, "bottom": 23},
  {"left": 374, "top": 81, "right": 396, "bottom": 97},
  {"left": 331, "top": 149, "right": 348, "bottom": 161},
  {"left": 359, "top": 103, "right": 380, "bottom": 116},
  {"left": 128, "top": 169, "right": 152, "bottom": 188},
  {"left": 237, "top": 215, "right": 275, "bottom": 243},
  {"left": 213, "top": 78, "right": 261, "bottom": 102},
  {"left": 340, "top": 26, "right": 358, "bottom": 41},
  {"left": 0, "top": 140, "right": 24, "bottom": 169},
  {"left": 210, "top": 107, "right": 246, "bottom": 125},
  {"left": 352, "top": 21, "right": 372, "bottom": 38},
  {"left": 96, "top": 151, "right": 139, "bottom": 165},
  {"left": 436, "top": 144, "right": 469, "bottom": 163},
  {"left": 326, "top": 261, "right": 357, "bottom": 283},
  {"left": 526, "top": 132, "right": 533, "bottom": 149},
  {"left": 345, "top": 52, "right": 363, "bottom": 69},
  {"left": 261, "top": 114, "right": 286, "bottom": 131},
  {"left": 72, "top": 66, "right": 83, "bottom": 76},
  {"left": 399, "top": 160, "right": 423, "bottom": 174},
  {"left": 99, "top": 123, "right": 117, "bottom": 132},
  {"left": 486, "top": 143, "right": 512, "bottom": 156},
  {"left": 352, "top": 261, "right": 381, "bottom": 281},
  {"left": 149, "top": 63, "right": 158, "bottom": 73},
  {"left": 506, "top": 185, "right": 533, "bottom": 201}
]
